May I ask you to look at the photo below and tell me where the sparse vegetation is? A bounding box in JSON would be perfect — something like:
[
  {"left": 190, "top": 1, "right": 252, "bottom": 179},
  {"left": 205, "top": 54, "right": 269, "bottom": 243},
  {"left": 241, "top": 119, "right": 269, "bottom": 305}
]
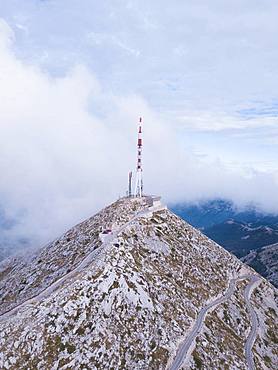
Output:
[
  {"left": 0, "top": 198, "right": 277, "bottom": 369},
  {"left": 193, "top": 350, "right": 203, "bottom": 369}
]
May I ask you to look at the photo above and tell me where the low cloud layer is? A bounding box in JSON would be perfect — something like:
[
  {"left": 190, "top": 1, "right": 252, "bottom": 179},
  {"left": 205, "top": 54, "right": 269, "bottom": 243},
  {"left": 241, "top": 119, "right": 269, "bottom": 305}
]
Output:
[{"left": 0, "top": 19, "right": 277, "bottom": 254}]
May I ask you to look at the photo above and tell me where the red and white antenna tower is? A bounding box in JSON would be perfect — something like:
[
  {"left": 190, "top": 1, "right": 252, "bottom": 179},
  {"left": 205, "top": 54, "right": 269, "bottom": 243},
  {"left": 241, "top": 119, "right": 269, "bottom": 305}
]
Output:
[{"left": 134, "top": 117, "right": 143, "bottom": 197}]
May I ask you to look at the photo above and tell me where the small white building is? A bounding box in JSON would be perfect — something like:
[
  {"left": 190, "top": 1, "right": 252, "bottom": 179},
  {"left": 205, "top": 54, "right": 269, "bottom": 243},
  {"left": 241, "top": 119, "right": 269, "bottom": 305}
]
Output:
[{"left": 146, "top": 195, "right": 165, "bottom": 210}]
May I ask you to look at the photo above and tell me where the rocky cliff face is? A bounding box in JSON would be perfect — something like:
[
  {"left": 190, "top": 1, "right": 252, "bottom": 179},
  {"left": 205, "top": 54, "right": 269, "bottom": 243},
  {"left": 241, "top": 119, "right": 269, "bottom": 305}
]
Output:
[
  {"left": 242, "top": 243, "right": 278, "bottom": 288},
  {"left": 0, "top": 197, "right": 277, "bottom": 369}
]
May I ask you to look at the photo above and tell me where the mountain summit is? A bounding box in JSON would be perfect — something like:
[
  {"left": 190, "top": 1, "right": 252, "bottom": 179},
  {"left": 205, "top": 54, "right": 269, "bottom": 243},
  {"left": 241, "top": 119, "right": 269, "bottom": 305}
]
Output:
[{"left": 0, "top": 197, "right": 277, "bottom": 369}]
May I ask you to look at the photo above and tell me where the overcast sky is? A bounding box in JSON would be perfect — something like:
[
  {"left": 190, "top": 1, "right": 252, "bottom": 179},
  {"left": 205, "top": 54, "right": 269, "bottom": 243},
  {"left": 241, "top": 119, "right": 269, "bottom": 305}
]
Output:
[{"left": 0, "top": 0, "right": 278, "bottom": 249}]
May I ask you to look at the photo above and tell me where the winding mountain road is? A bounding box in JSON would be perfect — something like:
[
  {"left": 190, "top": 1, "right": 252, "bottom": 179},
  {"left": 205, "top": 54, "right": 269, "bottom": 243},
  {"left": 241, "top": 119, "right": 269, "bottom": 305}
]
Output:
[
  {"left": 169, "top": 275, "right": 261, "bottom": 370},
  {"left": 244, "top": 275, "right": 260, "bottom": 370}
]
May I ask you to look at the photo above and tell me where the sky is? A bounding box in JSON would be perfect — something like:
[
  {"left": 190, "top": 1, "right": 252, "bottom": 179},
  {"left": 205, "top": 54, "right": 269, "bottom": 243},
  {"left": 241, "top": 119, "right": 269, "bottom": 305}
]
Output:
[{"left": 0, "top": 0, "right": 278, "bottom": 251}]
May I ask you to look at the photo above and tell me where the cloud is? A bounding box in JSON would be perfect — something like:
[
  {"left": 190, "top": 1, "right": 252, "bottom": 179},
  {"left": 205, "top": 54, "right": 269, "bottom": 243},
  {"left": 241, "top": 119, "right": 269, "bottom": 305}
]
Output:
[
  {"left": 0, "top": 20, "right": 179, "bottom": 250},
  {"left": 174, "top": 111, "right": 278, "bottom": 132},
  {"left": 0, "top": 13, "right": 277, "bottom": 256}
]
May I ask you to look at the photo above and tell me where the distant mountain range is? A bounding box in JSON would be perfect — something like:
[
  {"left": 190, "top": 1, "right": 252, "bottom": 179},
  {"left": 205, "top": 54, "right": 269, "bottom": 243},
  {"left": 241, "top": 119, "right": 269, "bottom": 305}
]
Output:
[
  {"left": 171, "top": 199, "right": 278, "bottom": 256},
  {"left": 171, "top": 199, "right": 278, "bottom": 286}
]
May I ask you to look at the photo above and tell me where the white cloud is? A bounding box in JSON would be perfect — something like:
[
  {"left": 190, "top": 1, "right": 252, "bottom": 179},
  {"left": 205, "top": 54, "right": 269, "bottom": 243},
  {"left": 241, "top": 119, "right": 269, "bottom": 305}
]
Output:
[
  {"left": 175, "top": 111, "right": 278, "bottom": 131},
  {"left": 0, "top": 20, "right": 178, "bottom": 248},
  {"left": 0, "top": 8, "right": 277, "bottom": 254}
]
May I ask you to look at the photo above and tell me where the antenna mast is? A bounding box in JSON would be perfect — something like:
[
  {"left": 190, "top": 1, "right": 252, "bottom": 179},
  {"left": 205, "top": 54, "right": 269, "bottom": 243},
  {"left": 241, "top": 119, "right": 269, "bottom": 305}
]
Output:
[{"left": 134, "top": 117, "right": 143, "bottom": 197}]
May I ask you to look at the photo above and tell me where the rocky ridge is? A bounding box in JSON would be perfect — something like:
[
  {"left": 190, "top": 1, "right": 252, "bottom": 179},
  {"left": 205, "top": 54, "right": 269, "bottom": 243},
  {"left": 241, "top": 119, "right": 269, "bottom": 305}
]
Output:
[{"left": 0, "top": 197, "right": 277, "bottom": 369}]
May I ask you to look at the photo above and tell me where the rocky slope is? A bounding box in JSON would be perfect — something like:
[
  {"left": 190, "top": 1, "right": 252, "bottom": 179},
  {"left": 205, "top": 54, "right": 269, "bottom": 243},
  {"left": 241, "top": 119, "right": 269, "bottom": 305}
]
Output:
[
  {"left": 242, "top": 243, "right": 278, "bottom": 288},
  {"left": 0, "top": 197, "right": 277, "bottom": 369}
]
